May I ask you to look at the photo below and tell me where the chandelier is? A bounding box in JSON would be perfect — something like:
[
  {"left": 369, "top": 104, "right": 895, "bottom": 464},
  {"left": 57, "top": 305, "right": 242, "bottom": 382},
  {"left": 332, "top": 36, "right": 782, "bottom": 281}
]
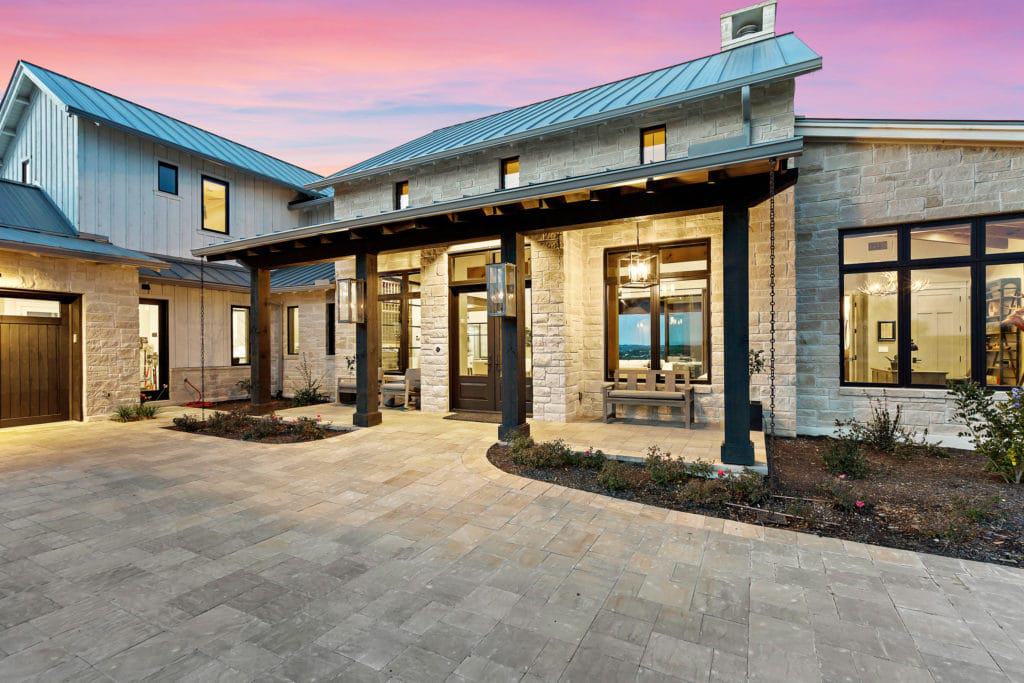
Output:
[
  {"left": 619, "top": 223, "right": 657, "bottom": 289},
  {"left": 857, "top": 272, "right": 928, "bottom": 296}
]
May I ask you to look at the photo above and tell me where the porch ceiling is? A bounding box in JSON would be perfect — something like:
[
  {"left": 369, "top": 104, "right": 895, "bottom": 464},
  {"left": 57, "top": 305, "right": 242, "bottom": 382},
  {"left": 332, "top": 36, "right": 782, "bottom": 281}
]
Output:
[{"left": 195, "top": 137, "right": 802, "bottom": 269}]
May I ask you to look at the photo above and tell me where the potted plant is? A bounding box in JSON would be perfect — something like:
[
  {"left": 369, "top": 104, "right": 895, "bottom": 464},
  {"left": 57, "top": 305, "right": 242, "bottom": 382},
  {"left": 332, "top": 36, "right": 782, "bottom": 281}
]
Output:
[{"left": 749, "top": 349, "right": 765, "bottom": 431}]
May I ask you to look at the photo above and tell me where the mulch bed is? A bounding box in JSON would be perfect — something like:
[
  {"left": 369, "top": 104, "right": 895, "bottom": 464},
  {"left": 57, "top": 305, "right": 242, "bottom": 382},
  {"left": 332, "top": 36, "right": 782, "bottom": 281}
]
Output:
[
  {"left": 487, "top": 438, "right": 1024, "bottom": 567},
  {"left": 195, "top": 398, "right": 303, "bottom": 416},
  {"left": 167, "top": 413, "right": 348, "bottom": 444}
]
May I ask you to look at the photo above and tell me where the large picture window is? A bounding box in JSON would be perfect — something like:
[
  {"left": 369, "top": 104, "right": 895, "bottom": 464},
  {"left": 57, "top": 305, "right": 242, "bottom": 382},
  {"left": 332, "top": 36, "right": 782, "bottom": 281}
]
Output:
[
  {"left": 230, "top": 305, "right": 249, "bottom": 366},
  {"left": 841, "top": 215, "right": 1024, "bottom": 388},
  {"left": 605, "top": 239, "right": 710, "bottom": 382}
]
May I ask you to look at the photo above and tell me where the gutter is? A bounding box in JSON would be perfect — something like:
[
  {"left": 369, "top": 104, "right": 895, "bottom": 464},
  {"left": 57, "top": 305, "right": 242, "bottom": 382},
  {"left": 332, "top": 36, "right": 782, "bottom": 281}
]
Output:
[
  {"left": 196, "top": 136, "right": 803, "bottom": 258},
  {"left": 0, "top": 239, "right": 166, "bottom": 268},
  {"left": 307, "top": 58, "right": 821, "bottom": 190},
  {"left": 796, "top": 117, "right": 1024, "bottom": 146}
]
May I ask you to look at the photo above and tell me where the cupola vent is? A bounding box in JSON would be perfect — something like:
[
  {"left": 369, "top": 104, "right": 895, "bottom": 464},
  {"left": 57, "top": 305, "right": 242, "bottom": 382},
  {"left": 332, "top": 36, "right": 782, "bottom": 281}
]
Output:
[{"left": 720, "top": 1, "right": 777, "bottom": 51}]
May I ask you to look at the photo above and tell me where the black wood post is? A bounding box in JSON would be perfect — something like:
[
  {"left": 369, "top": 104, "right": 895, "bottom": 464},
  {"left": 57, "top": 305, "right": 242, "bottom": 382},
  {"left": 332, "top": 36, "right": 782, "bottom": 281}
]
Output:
[
  {"left": 721, "top": 200, "right": 754, "bottom": 465},
  {"left": 249, "top": 266, "right": 272, "bottom": 406},
  {"left": 354, "top": 251, "right": 382, "bottom": 427},
  {"left": 499, "top": 230, "right": 529, "bottom": 442}
]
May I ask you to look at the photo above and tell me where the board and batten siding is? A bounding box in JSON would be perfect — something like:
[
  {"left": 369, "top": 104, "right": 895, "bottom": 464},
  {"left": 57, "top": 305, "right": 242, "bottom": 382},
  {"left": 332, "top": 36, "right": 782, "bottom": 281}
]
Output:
[
  {"left": 77, "top": 122, "right": 309, "bottom": 260},
  {"left": 0, "top": 89, "right": 78, "bottom": 225},
  {"left": 142, "top": 281, "right": 251, "bottom": 368}
]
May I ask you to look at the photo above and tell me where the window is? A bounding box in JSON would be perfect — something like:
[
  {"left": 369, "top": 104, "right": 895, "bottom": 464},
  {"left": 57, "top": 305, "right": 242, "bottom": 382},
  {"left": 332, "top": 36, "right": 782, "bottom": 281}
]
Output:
[
  {"left": 395, "top": 180, "right": 409, "bottom": 210},
  {"left": 20, "top": 159, "right": 30, "bottom": 184},
  {"left": 841, "top": 215, "right": 1024, "bottom": 388},
  {"left": 231, "top": 306, "right": 249, "bottom": 365},
  {"left": 157, "top": 161, "right": 178, "bottom": 195},
  {"left": 325, "top": 303, "right": 336, "bottom": 356},
  {"left": 286, "top": 306, "right": 299, "bottom": 355},
  {"left": 605, "top": 239, "right": 710, "bottom": 381},
  {"left": 500, "top": 157, "right": 520, "bottom": 189},
  {"left": 202, "top": 176, "right": 229, "bottom": 233},
  {"left": 379, "top": 270, "right": 421, "bottom": 373},
  {"left": 641, "top": 126, "right": 666, "bottom": 164}
]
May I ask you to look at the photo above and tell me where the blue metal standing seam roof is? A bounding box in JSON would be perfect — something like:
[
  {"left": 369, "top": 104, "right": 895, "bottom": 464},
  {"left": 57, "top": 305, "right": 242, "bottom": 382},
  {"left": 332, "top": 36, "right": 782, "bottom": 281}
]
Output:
[
  {"left": 315, "top": 33, "right": 821, "bottom": 186},
  {"left": 18, "top": 62, "right": 328, "bottom": 197},
  {"left": 270, "top": 263, "right": 336, "bottom": 289},
  {"left": 0, "top": 178, "right": 76, "bottom": 236}
]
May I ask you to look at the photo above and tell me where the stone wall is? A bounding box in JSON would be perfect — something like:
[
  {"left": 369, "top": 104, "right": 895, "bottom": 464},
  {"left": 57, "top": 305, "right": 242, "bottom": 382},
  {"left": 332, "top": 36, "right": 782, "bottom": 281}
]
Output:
[
  {"left": 419, "top": 246, "right": 450, "bottom": 412},
  {"left": 794, "top": 141, "right": 1024, "bottom": 444},
  {"left": 332, "top": 81, "right": 796, "bottom": 221},
  {"left": 0, "top": 250, "right": 140, "bottom": 419},
  {"left": 169, "top": 365, "right": 250, "bottom": 403},
  {"left": 274, "top": 289, "right": 336, "bottom": 399}
]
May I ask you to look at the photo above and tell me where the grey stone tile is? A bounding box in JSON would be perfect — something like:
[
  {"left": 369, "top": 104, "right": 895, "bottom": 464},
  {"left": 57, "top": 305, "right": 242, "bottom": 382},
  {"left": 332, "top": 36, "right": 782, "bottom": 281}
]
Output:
[
  {"left": 386, "top": 645, "right": 459, "bottom": 682},
  {"left": 471, "top": 622, "right": 548, "bottom": 673},
  {"left": 641, "top": 631, "right": 714, "bottom": 682},
  {"left": 562, "top": 646, "right": 639, "bottom": 682}
]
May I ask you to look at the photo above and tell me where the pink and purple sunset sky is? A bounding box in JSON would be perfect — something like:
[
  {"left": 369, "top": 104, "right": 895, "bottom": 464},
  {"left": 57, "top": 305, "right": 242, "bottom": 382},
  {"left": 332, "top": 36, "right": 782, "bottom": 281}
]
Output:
[{"left": 2, "top": 0, "right": 1022, "bottom": 176}]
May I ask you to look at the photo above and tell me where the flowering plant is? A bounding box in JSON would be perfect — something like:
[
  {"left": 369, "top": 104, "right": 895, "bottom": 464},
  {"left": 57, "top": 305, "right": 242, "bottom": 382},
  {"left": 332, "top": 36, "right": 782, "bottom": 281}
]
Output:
[{"left": 950, "top": 382, "right": 1024, "bottom": 484}]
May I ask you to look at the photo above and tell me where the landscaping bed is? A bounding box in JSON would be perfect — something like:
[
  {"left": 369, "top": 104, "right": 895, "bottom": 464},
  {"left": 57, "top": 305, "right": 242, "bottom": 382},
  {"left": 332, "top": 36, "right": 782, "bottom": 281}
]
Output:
[
  {"left": 168, "top": 411, "right": 347, "bottom": 444},
  {"left": 196, "top": 398, "right": 296, "bottom": 416},
  {"left": 488, "top": 433, "right": 1024, "bottom": 567}
]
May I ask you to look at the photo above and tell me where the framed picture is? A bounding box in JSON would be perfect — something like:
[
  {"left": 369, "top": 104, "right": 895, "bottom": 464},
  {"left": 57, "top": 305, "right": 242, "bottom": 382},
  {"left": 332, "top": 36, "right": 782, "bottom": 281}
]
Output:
[{"left": 877, "top": 320, "right": 896, "bottom": 342}]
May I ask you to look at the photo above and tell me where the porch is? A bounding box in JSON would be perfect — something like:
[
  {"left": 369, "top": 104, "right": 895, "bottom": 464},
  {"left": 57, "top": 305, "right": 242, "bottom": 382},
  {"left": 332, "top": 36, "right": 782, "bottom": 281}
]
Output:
[
  {"left": 272, "top": 403, "right": 768, "bottom": 472},
  {"left": 196, "top": 140, "right": 801, "bottom": 466}
]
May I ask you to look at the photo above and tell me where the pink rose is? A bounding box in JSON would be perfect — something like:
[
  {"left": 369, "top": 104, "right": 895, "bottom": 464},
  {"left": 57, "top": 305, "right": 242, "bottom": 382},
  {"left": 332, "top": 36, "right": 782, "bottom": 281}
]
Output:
[
  {"left": 838, "top": 474, "right": 846, "bottom": 480},
  {"left": 717, "top": 469, "right": 725, "bottom": 477},
  {"left": 855, "top": 500, "right": 865, "bottom": 509}
]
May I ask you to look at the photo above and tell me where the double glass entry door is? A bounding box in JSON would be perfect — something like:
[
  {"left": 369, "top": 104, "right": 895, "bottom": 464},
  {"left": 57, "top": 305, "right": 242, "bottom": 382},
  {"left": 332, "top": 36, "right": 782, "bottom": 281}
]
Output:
[{"left": 452, "top": 286, "right": 532, "bottom": 412}]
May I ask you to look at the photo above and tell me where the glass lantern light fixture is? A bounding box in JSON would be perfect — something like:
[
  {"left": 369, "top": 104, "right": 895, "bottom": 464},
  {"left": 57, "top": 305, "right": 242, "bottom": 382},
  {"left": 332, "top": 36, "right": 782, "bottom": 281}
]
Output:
[
  {"left": 336, "top": 278, "right": 366, "bottom": 323},
  {"left": 485, "top": 262, "right": 517, "bottom": 317},
  {"left": 619, "top": 222, "right": 657, "bottom": 289}
]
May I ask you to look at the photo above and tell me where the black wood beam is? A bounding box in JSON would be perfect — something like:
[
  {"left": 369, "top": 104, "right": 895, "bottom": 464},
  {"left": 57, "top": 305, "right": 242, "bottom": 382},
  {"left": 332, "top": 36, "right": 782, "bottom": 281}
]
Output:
[
  {"left": 231, "top": 171, "right": 797, "bottom": 270},
  {"left": 353, "top": 251, "right": 382, "bottom": 428},
  {"left": 720, "top": 199, "right": 754, "bottom": 465},
  {"left": 498, "top": 230, "right": 529, "bottom": 442},
  {"left": 249, "top": 267, "right": 272, "bottom": 406}
]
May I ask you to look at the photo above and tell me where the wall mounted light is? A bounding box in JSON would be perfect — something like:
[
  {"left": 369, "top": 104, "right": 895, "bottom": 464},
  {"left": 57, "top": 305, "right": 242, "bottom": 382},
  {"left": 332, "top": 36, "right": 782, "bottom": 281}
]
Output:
[
  {"left": 336, "top": 278, "right": 366, "bottom": 323},
  {"left": 486, "top": 262, "right": 517, "bottom": 317}
]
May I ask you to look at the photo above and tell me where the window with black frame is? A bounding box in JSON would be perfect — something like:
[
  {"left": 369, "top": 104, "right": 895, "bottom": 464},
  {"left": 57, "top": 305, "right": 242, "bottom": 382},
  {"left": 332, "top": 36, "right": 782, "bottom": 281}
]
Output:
[
  {"left": 230, "top": 306, "right": 249, "bottom": 366},
  {"left": 286, "top": 306, "right": 299, "bottom": 355},
  {"left": 605, "top": 239, "right": 710, "bottom": 381},
  {"left": 379, "top": 270, "right": 421, "bottom": 373},
  {"left": 840, "top": 215, "right": 1024, "bottom": 388}
]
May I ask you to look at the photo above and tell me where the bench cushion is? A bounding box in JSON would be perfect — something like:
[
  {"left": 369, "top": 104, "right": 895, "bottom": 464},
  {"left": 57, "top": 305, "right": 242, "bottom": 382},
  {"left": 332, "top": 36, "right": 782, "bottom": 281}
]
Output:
[
  {"left": 608, "top": 390, "right": 685, "bottom": 401},
  {"left": 381, "top": 382, "right": 405, "bottom": 392}
]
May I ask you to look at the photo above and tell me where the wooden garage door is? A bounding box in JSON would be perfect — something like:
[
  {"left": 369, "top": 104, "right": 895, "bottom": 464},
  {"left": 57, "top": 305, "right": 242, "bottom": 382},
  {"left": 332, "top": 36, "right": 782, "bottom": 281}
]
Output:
[{"left": 0, "top": 298, "right": 70, "bottom": 428}]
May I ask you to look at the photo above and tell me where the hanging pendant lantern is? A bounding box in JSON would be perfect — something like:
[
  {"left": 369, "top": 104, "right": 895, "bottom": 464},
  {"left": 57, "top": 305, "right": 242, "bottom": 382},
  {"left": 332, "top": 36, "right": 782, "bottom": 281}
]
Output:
[
  {"left": 336, "top": 278, "right": 366, "bottom": 323},
  {"left": 486, "top": 262, "right": 516, "bottom": 317},
  {"left": 618, "top": 222, "right": 657, "bottom": 289}
]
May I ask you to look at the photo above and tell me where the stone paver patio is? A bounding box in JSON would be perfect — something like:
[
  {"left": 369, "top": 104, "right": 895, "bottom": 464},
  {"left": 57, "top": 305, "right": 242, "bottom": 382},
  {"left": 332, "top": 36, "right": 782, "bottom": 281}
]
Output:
[{"left": 0, "top": 410, "right": 1021, "bottom": 682}]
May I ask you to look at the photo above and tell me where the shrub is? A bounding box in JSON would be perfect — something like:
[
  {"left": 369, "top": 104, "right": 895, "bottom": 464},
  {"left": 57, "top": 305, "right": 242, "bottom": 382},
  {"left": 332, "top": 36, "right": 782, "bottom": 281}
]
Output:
[
  {"left": 243, "top": 414, "right": 288, "bottom": 441},
  {"left": 596, "top": 460, "right": 631, "bottom": 491},
  {"left": 577, "top": 447, "right": 606, "bottom": 469},
  {"left": 134, "top": 403, "right": 158, "bottom": 420},
  {"left": 678, "top": 478, "right": 730, "bottom": 508},
  {"left": 725, "top": 470, "right": 770, "bottom": 506},
  {"left": 645, "top": 445, "right": 686, "bottom": 485},
  {"left": 822, "top": 438, "right": 870, "bottom": 479},
  {"left": 114, "top": 403, "right": 158, "bottom": 422},
  {"left": 205, "top": 409, "right": 251, "bottom": 435},
  {"left": 507, "top": 433, "right": 536, "bottom": 464},
  {"left": 685, "top": 459, "right": 715, "bottom": 479},
  {"left": 507, "top": 436, "right": 574, "bottom": 469},
  {"left": 172, "top": 414, "right": 202, "bottom": 432},
  {"left": 950, "top": 382, "right": 1024, "bottom": 484},
  {"left": 291, "top": 417, "right": 328, "bottom": 441},
  {"left": 817, "top": 480, "right": 866, "bottom": 514},
  {"left": 291, "top": 354, "right": 329, "bottom": 407},
  {"left": 941, "top": 495, "right": 1001, "bottom": 542},
  {"left": 835, "top": 392, "right": 911, "bottom": 454}
]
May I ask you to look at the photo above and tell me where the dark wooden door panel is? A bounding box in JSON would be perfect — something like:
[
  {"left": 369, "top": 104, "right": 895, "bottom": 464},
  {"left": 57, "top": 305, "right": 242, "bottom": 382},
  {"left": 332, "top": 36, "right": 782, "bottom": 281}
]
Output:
[{"left": 0, "top": 315, "right": 69, "bottom": 427}]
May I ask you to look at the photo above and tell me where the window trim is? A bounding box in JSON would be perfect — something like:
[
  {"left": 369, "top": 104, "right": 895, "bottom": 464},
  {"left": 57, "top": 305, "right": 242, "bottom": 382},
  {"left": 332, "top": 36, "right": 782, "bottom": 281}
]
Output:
[
  {"left": 326, "top": 302, "right": 336, "bottom": 356},
  {"left": 157, "top": 160, "right": 179, "bottom": 196},
  {"left": 200, "top": 175, "right": 230, "bottom": 234},
  {"left": 640, "top": 125, "right": 666, "bottom": 165},
  {"left": 286, "top": 305, "right": 299, "bottom": 356},
  {"left": 603, "top": 237, "right": 712, "bottom": 383},
  {"left": 394, "top": 180, "right": 409, "bottom": 210},
  {"left": 499, "top": 156, "right": 520, "bottom": 190},
  {"left": 230, "top": 305, "right": 250, "bottom": 366},
  {"left": 839, "top": 212, "right": 1024, "bottom": 390}
]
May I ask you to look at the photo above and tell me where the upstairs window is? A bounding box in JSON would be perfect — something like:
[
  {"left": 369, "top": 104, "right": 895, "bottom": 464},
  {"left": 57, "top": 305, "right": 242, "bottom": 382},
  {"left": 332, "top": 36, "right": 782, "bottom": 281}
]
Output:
[
  {"left": 286, "top": 306, "right": 300, "bottom": 355},
  {"left": 500, "top": 157, "right": 520, "bottom": 189},
  {"left": 230, "top": 306, "right": 249, "bottom": 366},
  {"left": 20, "top": 159, "right": 30, "bottom": 184},
  {"left": 641, "top": 126, "right": 666, "bottom": 164},
  {"left": 202, "top": 176, "right": 229, "bottom": 233},
  {"left": 157, "top": 161, "right": 178, "bottom": 195},
  {"left": 395, "top": 180, "right": 409, "bottom": 210}
]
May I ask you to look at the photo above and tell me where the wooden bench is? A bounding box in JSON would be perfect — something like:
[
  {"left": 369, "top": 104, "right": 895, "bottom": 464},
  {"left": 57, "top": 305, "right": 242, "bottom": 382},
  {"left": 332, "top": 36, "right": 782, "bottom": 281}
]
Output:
[{"left": 602, "top": 368, "right": 694, "bottom": 428}]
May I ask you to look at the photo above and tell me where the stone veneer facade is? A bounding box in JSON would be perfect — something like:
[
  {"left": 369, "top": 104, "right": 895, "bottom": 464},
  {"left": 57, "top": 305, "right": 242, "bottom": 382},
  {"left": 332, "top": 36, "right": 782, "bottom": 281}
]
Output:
[
  {"left": 794, "top": 141, "right": 1024, "bottom": 445},
  {"left": 0, "top": 250, "right": 141, "bottom": 419}
]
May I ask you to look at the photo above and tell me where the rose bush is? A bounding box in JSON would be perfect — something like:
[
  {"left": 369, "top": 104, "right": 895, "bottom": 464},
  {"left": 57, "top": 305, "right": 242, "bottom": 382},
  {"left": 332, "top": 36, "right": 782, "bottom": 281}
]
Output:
[{"left": 950, "top": 382, "right": 1024, "bottom": 484}]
